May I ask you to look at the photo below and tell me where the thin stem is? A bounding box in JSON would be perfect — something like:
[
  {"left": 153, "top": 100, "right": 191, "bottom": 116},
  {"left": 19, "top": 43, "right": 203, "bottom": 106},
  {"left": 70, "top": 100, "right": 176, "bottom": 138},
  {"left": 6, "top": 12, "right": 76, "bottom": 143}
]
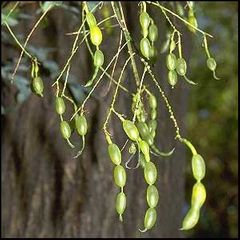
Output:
[
  {"left": 203, "top": 34, "right": 211, "bottom": 58},
  {"left": 148, "top": 2, "right": 213, "bottom": 38},
  {"left": 12, "top": 4, "right": 52, "bottom": 81},
  {"left": 3, "top": 1, "right": 19, "bottom": 22}
]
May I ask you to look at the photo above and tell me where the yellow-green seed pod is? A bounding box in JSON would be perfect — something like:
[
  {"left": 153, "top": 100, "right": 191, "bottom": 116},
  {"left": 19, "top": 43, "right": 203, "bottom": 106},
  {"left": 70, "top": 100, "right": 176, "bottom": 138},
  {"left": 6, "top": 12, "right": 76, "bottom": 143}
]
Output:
[
  {"left": 176, "top": 58, "right": 187, "bottom": 76},
  {"left": 60, "top": 121, "right": 71, "bottom": 139},
  {"left": 192, "top": 154, "right": 206, "bottom": 181},
  {"left": 140, "top": 38, "right": 151, "bottom": 60},
  {"left": 75, "top": 115, "right": 88, "bottom": 136},
  {"left": 166, "top": 53, "right": 177, "bottom": 71},
  {"left": 139, "top": 12, "right": 150, "bottom": 35},
  {"left": 115, "top": 192, "right": 126, "bottom": 221},
  {"left": 170, "top": 40, "right": 176, "bottom": 52},
  {"left": 114, "top": 165, "right": 126, "bottom": 188},
  {"left": 144, "top": 161, "right": 157, "bottom": 185},
  {"left": 191, "top": 182, "right": 206, "bottom": 210},
  {"left": 122, "top": 120, "right": 139, "bottom": 142},
  {"left": 144, "top": 207, "right": 157, "bottom": 230},
  {"left": 55, "top": 97, "right": 66, "bottom": 115},
  {"left": 188, "top": 16, "right": 198, "bottom": 33},
  {"left": 151, "top": 109, "right": 157, "bottom": 120},
  {"left": 86, "top": 12, "right": 97, "bottom": 28},
  {"left": 90, "top": 26, "right": 103, "bottom": 46},
  {"left": 168, "top": 70, "right": 178, "bottom": 87},
  {"left": 147, "top": 185, "right": 159, "bottom": 208},
  {"left": 32, "top": 77, "right": 44, "bottom": 97},
  {"left": 180, "top": 207, "right": 200, "bottom": 230},
  {"left": 139, "top": 153, "right": 146, "bottom": 169},
  {"left": 148, "top": 94, "right": 157, "bottom": 109},
  {"left": 94, "top": 49, "right": 104, "bottom": 67},
  {"left": 149, "top": 23, "right": 158, "bottom": 42},
  {"left": 108, "top": 143, "right": 121, "bottom": 165},
  {"left": 207, "top": 58, "right": 217, "bottom": 71},
  {"left": 139, "top": 140, "right": 150, "bottom": 162}
]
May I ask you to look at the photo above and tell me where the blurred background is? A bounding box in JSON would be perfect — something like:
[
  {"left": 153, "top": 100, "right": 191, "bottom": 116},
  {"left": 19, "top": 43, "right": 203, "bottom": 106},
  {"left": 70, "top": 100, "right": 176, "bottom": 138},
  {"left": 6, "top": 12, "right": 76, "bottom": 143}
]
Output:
[{"left": 1, "top": 1, "right": 238, "bottom": 238}]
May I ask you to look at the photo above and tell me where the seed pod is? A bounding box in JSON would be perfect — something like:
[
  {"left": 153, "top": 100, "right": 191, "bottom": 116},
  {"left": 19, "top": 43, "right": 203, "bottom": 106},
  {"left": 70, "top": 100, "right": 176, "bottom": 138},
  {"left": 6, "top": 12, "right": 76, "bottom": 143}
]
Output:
[
  {"left": 90, "top": 26, "right": 103, "bottom": 46},
  {"left": 168, "top": 70, "right": 178, "bottom": 87},
  {"left": 188, "top": 16, "right": 198, "bottom": 33},
  {"left": 114, "top": 165, "right": 126, "bottom": 188},
  {"left": 170, "top": 40, "right": 176, "bottom": 52},
  {"left": 148, "top": 94, "right": 157, "bottom": 109},
  {"left": 139, "top": 153, "right": 146, "bottom": 169},
  {"left": 122, "top": 120, "right": 139, "bottom": 142},
  {"left": 148, "top": 120, "right": 157, "bottom": 132},
  {"left": 136, "top": 121, "right": 149, "bottom": 139},
  {"left": 207, "top": 58, "right": 217, "bottom": 71},
  {"left": 147, "top": 185, "right": 159, "bottom": 208},
  {"left": 139, "top": 12, "right": 150, "bottom": 35},
  {"left": 55, "top": 97, "right": 66, "bottom": 115},
  {"left": 149, "top": 23, "right": 158, "bottom": 42},
  {"left": 108, "top": 143, "right": 121, "bottom": 165},
  {"left": 86, "top": 12, "right": 97, "bottom": 28},
  {"left": 176, "top": 58, "right": 187, "bottom": 76},
  {"left": 192, "top": 154, "right": 206, "bottom": 181},
  {"left": 129, "top": 143, "right": 137, "bottom": 154},
  {"left": 140, "top": 38, "right": 151, "bottom": 60},
  {"left": 75, "top": 115, "right": 88, "bottom": 136},
  {"left": 144, "top": 208, "right": 157, "bottom": 230},
  {"left": 145, "top": 133, "right": 154, "bottom": 146},
  {"left": 191, "top": 182, "right": 206, "bottom": 210},
  {"left": 60, "top": 121, "right": 71, "bottom": 139},
  {"left": 151, "top": 109, "right": 157, "bottom": 120},
  {"left": 180, "top": 207, "right": 200, "bottom": 230},
  {"left": 32, "top": 77, "right": 44, "bottom": 97},
  {"left": 144, "top": 161, "right": 157, "bottom": 185},
  {"left": 139, "top": 140, "right": 150, "bottom": 162},
  {"left": 94, "top": 49, "right": 104, "bottom": 67},
  {"left": 115, "top": 192, "right": 126, "bottom": 220},
  {"left": 166, "top": 53, "right": 177, "bottom": 70}
]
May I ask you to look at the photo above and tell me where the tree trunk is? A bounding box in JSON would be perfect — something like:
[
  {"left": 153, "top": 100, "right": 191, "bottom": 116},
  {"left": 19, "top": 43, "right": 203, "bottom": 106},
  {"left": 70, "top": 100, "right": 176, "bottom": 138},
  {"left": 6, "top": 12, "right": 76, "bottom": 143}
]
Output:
[{"left": 1, "top": 2, "right": 191, "bottom": 238}]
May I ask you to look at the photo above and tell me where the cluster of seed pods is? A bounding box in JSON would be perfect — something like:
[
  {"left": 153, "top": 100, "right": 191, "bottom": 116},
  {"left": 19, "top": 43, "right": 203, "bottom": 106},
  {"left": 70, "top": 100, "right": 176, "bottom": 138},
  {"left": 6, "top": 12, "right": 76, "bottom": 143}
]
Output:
[
  {"left": 84, "top": 7, "right": 105, "bottom": 87},
  {"left": 139, "top": 7, "right": 159, "bottom": 63}
]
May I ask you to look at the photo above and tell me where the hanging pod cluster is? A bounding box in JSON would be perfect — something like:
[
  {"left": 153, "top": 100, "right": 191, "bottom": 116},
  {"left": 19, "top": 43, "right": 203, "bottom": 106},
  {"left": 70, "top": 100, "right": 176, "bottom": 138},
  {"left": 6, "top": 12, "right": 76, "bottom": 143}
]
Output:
[
  {"left": 30, "top": 59, "right": 44, "bottom": 97},
  {"left": 139, "top": 6, "right": 158, "bottom": 63},
  {"left": 84, "top": 9, "right": 105, "bottom": 87},
  {"left": 181, "top": 150, "right": 206, "bottom": 230},
  {"left": 107, "top": 140, "right": 127, "bottom": 222},
  {"left": 55, "top": 95, "right": 88, "bottom": 155}
]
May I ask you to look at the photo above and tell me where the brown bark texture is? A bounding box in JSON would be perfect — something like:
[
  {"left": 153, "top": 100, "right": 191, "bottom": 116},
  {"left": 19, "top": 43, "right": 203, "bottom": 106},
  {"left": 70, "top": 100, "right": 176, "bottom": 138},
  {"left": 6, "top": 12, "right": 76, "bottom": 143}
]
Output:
[{"left": 1, "top": 2, "right": 191, "bottom": 238}]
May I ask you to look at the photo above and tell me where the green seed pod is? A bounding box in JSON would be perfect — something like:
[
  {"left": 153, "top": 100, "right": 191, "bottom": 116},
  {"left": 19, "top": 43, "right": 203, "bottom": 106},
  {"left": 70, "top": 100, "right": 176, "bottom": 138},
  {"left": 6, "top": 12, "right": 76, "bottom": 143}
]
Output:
[
  {"left": 94, "top": 49, "right": 104, "bottom": 67},
  {"left": 129, "top": 143, "right": 137, "bottom": 154},
  {"left": 151, "top": 109, "right": 157, "bottom": 120},
  {"left": 147, "top": 185, "right": 159, "bottom": 208},
  {"left": 168, "top": 70, "right": 178, "bottom": 87},
  {"left": 180, "top": 207, "right": 200, "bottom": 230},
  {"left": 139, "top": 112, "right": 147, "bottom": 123},
  {"left": 170, "top": 40, "right": 176, "bottom": 52},
  {"left": 144, "top": 161, "right": 157, "bottom": 185},
  {"left": 192, "top": 154, "right": 206, "bottom": 181},
  {"left": 75, "top": 115, "right": 88, "bottom": 136},
  {"left": 136, "top": 121, "right": 149, "bottom": 139},
  {"left": 166, "top": 53, "right": 177, "bottom": 70},
  {"left": 86, "top": 12, "right": 97, "bottom": 28},
  {"left": 139, "top": 140, "right": 150, "bottom": 162},
  {"left": 145, "top": 133, "right": 154, "bottom": 146},
  {"left": 148, "top": 120, "right": 157, "bottom": 132},
  {"left": 188, "top": 16, "right": 198, "bottom": 33},
  {"left": 148, "top": 94, "right": 157, "bottom": 109},
  {"left": 114, "top": 165, "right": 126, "bottom": 188},
  {"left": 122, "top": 120, "right": 139, "bottom": 142},
  {"left": 90, "top": 26, "right": 103, "bottom": 46},
  {"left": 191, "top": 182, "right": 206, "bottom": 210},
  {"left": 60, "top": 121, "right": 71, "bottom": 139},
  {"left": 55, "top": 97, "right": 66, "bottom": 115},
  {"left": 149, "top": 23, "right": 158, "bottom": 42},
  {"left": 140, "top": 38, "right": 151, "bottom": 60},
  {"left": 139, "top": 12, "right": 150, "bottom": 35},
  {"left": 115, "top": 192, "right": 126, "bottom": 220},
  {"left": 207, "top": 58, "right": 217, "bottom": 71},
  {"left": 108, "top": 143, "right": 121, "bottom": 165},
  {"left": 139, "top": 153, "right": 146, "bottom": 169},
  {"left": 32, "top": 77, "right": 44, "bottom": 97},
  {"left": 176, "top": 58, "right": 187, "bottom": 76},
  {"left": 144, "top": 208, "right": 157, "bottom": 230},
  {"left": 150, "top": 129, "right": 156, "bottom": 139}
]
